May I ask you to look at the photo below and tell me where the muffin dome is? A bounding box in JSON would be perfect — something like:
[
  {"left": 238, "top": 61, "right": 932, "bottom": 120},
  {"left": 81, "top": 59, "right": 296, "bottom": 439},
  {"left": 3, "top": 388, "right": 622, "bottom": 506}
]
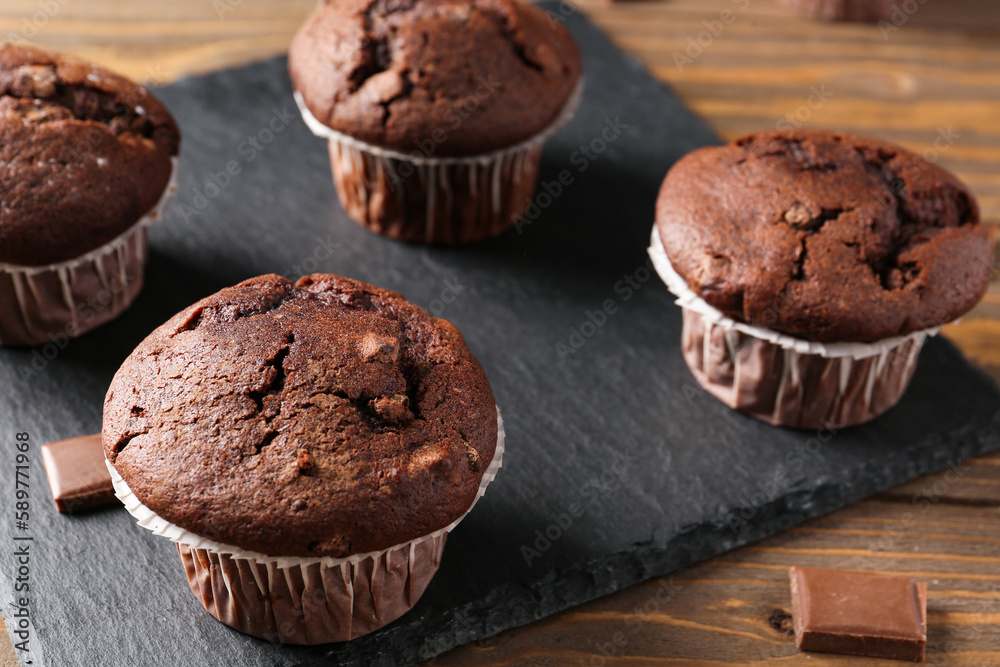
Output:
[
  {"left": 0, "top": 45, "right": 180, "bottom": 266},
  {"left": 289, "top": 0, "right": 582, "bottom": 156},
  {"left": 655, "top": 129, "right": 992, "bottom": 343},
  {"left": 103, "top": 274, "right": 498, "bottom": 558}
]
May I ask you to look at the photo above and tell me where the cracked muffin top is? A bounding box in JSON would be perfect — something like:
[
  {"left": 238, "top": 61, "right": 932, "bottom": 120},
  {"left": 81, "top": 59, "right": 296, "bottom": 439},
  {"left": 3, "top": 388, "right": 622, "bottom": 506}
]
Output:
[
  {"left": 655, "top": 129, "right": 993, "bottom": 342},
  {"left": 0, "top": 45, "right": 180, "bottom": 267},
  {"left": 288, "top": 0, "right": 582, "bottom": 157},
  {"left": 103, "top": 274, "right": 498, "bottom": 558}
]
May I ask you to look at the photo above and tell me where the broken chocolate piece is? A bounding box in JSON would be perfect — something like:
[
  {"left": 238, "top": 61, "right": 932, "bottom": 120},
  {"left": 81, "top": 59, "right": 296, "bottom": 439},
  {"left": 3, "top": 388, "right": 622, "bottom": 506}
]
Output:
[
  {"left": 789, "top": 566, "right": 927, "bottom": 662},
  {"left": 41, "top": 434, "right": 117, "bottom": 513}
]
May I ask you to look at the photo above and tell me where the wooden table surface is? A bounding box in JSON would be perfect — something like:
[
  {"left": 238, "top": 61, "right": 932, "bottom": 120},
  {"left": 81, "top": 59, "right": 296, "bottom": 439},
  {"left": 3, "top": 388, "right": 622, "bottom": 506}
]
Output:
[{"left": 1, "top": 1, "right": 997, "bottom": 665}]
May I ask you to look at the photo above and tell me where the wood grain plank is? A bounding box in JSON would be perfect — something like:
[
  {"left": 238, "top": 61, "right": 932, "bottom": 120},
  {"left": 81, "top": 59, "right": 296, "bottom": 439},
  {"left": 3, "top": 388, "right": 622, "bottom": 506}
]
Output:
[
  {"left": 0, "top": 617, "right": 15, "bottom": 667},
  {"left": 0, "top": 1, "right": 997, "bottom": 665},
  {"left": 943, "top": 320, "right": 1000, "bottom": 385},
  {"left": 431, "top": 489, "right": 1000, "bottom": 666}
]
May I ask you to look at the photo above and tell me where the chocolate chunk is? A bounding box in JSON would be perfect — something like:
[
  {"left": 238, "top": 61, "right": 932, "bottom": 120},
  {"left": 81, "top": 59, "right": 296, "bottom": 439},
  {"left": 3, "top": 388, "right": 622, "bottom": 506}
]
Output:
[
  {"left": 789, "top": 566, "right": 927, "bottom": 662},
  {"left": 370, "top": 394, "right": 413, "bottom": 423},
  {"left": 41, "top": 434, "right": 117, "bottom": 513}
]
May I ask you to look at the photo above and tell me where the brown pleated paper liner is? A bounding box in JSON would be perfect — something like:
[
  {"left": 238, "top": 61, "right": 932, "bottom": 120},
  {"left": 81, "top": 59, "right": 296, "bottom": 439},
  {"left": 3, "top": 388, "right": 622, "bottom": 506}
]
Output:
[
  {"left": 177, "top": 535, "right": 446, "bottom": 645},
  {"left": 295, "top": 83, "right": 582, "bottom": 246},
  {"left": 680, "top": 309, "right": 925, "bottom": 429},
  {"left": 649, "top": 226, "right": 935, "bottom": 429}
]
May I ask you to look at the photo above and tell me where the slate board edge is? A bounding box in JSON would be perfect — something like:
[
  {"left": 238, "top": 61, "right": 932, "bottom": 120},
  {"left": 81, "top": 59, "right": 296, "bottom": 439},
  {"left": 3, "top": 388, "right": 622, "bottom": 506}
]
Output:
[{"left": 299, "top": 407, "right": 1000, "bottom": 666}]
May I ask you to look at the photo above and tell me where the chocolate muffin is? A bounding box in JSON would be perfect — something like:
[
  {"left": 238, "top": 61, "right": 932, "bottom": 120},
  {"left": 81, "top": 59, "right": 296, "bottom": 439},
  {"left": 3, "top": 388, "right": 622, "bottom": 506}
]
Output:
[
  {"left": 104, "top": 273, "right": 503, "bottom": 643},
  {"left": 289, "top": 0, "right": 582, "bottom": 244},
  {"left": 650, "top": 129, "right": 992, "bottom": 428},
  {"left": 778, "top": 0, "right": 896, "bottom": 22},
  {"left": 0, "top": 45, "right": 180, "bottom": 346}
]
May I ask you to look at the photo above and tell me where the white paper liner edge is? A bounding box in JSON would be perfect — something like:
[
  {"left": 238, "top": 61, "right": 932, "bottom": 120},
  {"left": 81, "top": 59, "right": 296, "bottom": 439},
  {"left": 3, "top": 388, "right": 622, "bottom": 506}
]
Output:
[
  {"left": 106, "top": 406, "right": 505, "bottom": 569},
  {"left": 647, "top": 225, "right": 941, "bottom": 360},
  {"left": 294, "top": 79, "right": 584, "bottom": 166},
  {"left": 0, "top": 156, "right": 180, "bottom": 275}
]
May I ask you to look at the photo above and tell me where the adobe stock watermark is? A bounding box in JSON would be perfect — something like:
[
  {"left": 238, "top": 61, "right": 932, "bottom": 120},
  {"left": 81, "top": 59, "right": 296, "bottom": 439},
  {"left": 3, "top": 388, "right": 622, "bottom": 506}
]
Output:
[
  {"left": 279, "top": 234, "right": 342, "bottom": 279},
  {"left": 673, "top": 0, "right": 751, "bottom": 71},
  {"left": 213, "top": 0, "right": 244, "bottom": 20},
  {"left": 544, "top": 0, "right": 582, "bottom": 28},
  {"left": 520, "top": 448, "right": 638, "bottom": 566},
  {"left": 724, "top": 419, "right": 839, "bottom": 533},
  {"left": 426, "top": 278, "right": 466, "bottom": 317},
  {"left": 555, "top": 258, "right": 653, "bottom": 362},
  {"left": 775, "top": 84, "right": 834, "bottom": 131},
  {"left": 175, "top": 105, "right": 298, "bottom": 224},
  {"left": 5, "top": 0, "right": 71, "bottom": 44},
  {"left": 16, "top": 272, "right": 139, "bottom": 382},
  {"left": 516, "top": 116, "right": 630, "bottom": 234},
  {"left": 872, "top": 126, "right": 960, "bottom": 199},
  {"left": 580, "top": 577, "right": 683, "bottom": 667},
  {"left": 917, "top": 126, "right": 960, "bottom": 166},
  {"left": 132, "top": 63, "right": 170, "bottom": 97},
  {"left": 385, "top": 75, "right": 502, "bottom": 191},
  {"left": 878, "top": 0, "right": 929, "bottom": 40},
  {"left": 847, "top": 459, "right": 971, "bottom": 571}
]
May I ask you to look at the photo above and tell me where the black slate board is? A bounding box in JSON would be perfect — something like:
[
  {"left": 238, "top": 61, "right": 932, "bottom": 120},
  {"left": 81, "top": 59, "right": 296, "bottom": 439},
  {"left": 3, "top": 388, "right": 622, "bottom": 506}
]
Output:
[{"left": 2, "top": 8, "right": 999, "bottom": 667}]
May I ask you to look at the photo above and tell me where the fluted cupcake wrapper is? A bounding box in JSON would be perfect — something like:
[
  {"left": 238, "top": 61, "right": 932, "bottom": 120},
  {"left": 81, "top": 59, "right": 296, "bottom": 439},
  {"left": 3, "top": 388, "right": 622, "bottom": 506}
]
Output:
[
  {"left": 648, "top": 226, "right": 937, "bottom": 429},
  {"left": 0, "top": 157, "right": 179, "bottom": 347},
  {"left": 294, "top": 81, "right": 582, "bottom": 245},
  {"left": 174, "top": 536, "right": 446, "bottom": 646},
  {"left": 106, "top": 407, "right": 505, "bottom": 645}
]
